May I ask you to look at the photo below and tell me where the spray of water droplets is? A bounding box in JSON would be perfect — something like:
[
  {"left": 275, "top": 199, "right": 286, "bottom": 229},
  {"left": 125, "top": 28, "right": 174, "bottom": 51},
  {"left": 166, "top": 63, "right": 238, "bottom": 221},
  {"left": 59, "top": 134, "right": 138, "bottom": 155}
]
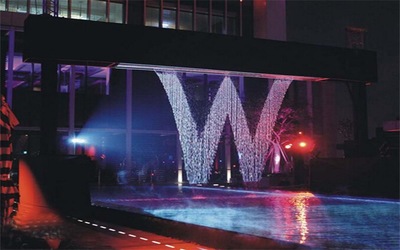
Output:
[{"left": 157, "top": 72, "right": 291, "bottom": 184}]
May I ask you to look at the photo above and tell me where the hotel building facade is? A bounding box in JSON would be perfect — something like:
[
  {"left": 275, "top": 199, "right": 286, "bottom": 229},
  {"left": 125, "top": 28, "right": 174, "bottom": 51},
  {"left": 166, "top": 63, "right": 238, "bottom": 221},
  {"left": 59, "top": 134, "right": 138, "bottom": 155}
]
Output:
[{"left": 1, "top": 0, "right": 374, "bottom": 184}]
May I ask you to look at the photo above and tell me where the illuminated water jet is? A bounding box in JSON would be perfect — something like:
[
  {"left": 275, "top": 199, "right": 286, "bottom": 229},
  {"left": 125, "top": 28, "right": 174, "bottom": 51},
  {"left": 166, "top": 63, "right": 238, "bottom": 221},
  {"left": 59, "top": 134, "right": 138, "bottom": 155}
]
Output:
[{"left": 157, "top": 72, "right": 291, "bottom": 184}]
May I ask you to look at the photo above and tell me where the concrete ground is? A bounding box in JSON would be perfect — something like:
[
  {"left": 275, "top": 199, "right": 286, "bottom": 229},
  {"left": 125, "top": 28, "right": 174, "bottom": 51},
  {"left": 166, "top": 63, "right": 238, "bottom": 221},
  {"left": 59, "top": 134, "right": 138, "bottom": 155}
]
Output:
[{"left": 1, "top": 217, "right": 211, "bottom": 250}]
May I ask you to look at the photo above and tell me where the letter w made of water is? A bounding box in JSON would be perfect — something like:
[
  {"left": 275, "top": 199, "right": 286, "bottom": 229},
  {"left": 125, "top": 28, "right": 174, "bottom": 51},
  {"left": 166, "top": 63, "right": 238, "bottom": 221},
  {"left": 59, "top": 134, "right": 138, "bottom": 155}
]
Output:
[{"left": 156, "top": 72, "right": 291, "bottom": 184}]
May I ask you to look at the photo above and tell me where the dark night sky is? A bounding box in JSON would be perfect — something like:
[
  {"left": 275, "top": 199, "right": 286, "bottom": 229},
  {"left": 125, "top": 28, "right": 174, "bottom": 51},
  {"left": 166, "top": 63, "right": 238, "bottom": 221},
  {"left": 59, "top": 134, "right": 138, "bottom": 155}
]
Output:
[{"left": 286, "top": 0, "right": 399, "bottom": 137}]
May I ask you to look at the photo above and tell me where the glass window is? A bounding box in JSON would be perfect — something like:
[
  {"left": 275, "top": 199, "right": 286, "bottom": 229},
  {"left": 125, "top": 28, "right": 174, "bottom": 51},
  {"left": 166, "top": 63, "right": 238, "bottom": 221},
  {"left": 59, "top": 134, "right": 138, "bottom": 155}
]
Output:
[
  {"left": 109, "top": 2, "right": 123, "bottom": 24},
  {"left": 29, "top": 0, "right": 43, "bottom": 14},
  {"left": 58, "top": 65, "right": 109, "bottom": 95},
  {"left": 196, "top": 13, "right": 208, "bottom": 32},
  {"left": 74, "top": 66, "right": 87, "bottom": 94},
  {"left": 58, "top": 65, "right": 70, "bottom": 93},
  {"left": 91, "top": 0, "right": 106, "bottom": 22},
  {"left": 145, "top": 7, "right": 159, "bottom": 27},
  {"left": 212, "top": 15, "right": 223, "bottom": 34},
  {"left": 226, "top": 1, "right": 240, "bottom": 36},
  {"left": 227, "top": 17, "right": 238, "bottom": 35},
  {"left": 86, "top": 66, "right": 109, "bottom": 95},
  {"left": 179, "top": 11, "right": 192, "bottom": 30},
  {"left": 162, "top": 9, "right": 176, "bottom": 29},
  {"left": 9, "top": 0, "right": 27, "bottom": 13},
  {"left": 0, "top": 0, "right": 6, "bottom": 11},
  {"left": 58, "top": 0, "right": 69, "bottom": 18},
  {"left": 32, "top": 63, "right": 41, "bottom": 92},
  {"left": 179, "top": 0, "right": 194, "bottom": 30},
  {"left": 71, "top": 0, "right": 87, "bottom": 20},
  {"left": 6, "top": 54, "right": 41, "bottom": 91}
]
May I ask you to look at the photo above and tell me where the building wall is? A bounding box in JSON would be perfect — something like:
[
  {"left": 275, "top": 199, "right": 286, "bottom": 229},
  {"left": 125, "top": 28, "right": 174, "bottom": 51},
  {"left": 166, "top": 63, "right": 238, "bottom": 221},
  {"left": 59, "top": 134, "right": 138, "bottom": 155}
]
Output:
[
  {"left": 253, "top": 0, "right": 286, "bottom": 41},
  {"left": 3, "top": 0, "right": 389, "bottom": 166},
  {"left": 286, "top": 0, "right": 399, "bottom": 141}
]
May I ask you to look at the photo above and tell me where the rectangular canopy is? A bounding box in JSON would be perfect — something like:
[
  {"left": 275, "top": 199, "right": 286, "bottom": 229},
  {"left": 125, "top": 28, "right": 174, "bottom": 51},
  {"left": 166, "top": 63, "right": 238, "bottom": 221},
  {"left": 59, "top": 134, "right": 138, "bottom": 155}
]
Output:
[{"left": 23, "top": 14, "right": 377, "bottom": 83}]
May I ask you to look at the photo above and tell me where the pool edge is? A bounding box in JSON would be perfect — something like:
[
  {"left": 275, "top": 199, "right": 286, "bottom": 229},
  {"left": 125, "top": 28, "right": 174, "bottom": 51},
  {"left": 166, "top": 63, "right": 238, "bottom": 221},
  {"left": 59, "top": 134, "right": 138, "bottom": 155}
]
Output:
[{"left": 90, "top": 205, "right": 309, "bottom": 249}]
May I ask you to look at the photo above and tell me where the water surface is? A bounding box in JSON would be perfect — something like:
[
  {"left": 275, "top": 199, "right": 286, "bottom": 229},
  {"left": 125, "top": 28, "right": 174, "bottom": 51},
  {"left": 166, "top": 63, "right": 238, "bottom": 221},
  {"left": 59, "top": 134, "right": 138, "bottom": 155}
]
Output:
[{"left": 91, "top": 185, "right": 400, "bottom": 249}]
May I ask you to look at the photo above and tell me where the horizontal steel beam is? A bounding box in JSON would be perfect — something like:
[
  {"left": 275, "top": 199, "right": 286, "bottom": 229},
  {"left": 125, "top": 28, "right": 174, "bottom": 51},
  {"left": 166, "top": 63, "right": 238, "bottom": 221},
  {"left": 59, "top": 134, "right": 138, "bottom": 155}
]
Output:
[{"left": 24, "top": 14, "right": 377, "bottom": 83}]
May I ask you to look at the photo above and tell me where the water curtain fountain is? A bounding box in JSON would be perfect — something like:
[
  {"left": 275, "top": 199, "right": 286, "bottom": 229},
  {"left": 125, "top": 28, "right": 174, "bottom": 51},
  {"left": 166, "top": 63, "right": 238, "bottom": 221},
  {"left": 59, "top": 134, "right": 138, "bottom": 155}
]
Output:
[{"left": 157, "top": 72, "right": 291, "bottom": 184}]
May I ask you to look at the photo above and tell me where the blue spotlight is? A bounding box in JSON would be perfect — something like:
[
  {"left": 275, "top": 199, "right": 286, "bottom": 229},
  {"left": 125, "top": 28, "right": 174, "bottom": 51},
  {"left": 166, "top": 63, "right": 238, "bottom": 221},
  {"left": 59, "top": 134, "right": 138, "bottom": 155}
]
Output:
[{"left": 70, "top": 137, "right": 87, "bottom": 144}]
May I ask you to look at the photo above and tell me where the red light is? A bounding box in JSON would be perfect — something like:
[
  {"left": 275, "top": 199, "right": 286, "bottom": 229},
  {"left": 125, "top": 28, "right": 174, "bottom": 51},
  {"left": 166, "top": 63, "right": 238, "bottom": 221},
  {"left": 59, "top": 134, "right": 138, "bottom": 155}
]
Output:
[
  {"left": 299, "top": 141, "right": 307, "bottom": 148},
  {"left": 284, "top": 135, "right": 315, "bottom": 153}
]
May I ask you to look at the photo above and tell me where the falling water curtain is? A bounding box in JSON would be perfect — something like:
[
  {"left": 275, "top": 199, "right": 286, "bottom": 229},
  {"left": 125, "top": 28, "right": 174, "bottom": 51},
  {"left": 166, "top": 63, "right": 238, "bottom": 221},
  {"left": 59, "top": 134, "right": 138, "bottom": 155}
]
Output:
[
  {"left": 0, "top": 95, "right": 19, "bottom": 227},
  {"left": 157, "top": 71, "right": 292, "bottom": 184}
]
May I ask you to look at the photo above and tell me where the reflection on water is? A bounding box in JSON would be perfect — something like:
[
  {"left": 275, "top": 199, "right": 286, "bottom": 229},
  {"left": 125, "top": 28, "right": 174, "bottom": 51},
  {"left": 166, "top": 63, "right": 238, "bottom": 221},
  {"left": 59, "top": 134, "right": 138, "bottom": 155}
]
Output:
[
  {"left": 91, "top": 185, "right": 400, "bottom": 249},
  {"left": 292, "top": 193, "right": 312, "bottom": 244},
  {"left": 270, "top": 192, "right": 316, "bottom": 245},
  {"left": 295, "top": 195, "right": 308, "bottom": 244}
]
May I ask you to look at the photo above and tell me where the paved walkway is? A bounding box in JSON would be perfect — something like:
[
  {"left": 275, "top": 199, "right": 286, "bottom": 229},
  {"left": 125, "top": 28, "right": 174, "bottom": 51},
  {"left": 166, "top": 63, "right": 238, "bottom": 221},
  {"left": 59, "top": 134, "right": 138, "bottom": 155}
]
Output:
[
  {"left": 1, "top": 217, "right": 212, "bottom": 250},
  {"left": 64, "top": 217, "right": 211, "bottom": 250}
]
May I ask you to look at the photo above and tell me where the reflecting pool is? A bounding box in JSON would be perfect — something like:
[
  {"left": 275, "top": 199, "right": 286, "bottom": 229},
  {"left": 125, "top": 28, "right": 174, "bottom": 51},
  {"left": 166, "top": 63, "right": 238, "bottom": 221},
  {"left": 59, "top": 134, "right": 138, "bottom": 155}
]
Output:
[{"left": 91, "top": 185, "right": 400, "bottom": 249}]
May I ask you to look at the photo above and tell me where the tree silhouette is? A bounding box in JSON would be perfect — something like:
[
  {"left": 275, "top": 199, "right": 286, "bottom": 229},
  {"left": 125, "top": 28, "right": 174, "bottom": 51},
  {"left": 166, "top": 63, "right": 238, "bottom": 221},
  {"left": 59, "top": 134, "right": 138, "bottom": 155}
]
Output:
[{"left": 265, "top": 101, "right": 310, "bottom": 174}]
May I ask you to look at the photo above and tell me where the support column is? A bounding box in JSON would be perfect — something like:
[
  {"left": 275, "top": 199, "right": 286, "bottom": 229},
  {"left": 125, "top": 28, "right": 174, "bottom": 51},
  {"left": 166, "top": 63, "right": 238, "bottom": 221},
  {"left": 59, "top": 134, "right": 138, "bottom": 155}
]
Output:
[
  {"left": 322, "top": 83, "right": 337, "bottom": 157},
  {"left": 353, "top": 83, "right": 368, "bottom": 143},
  {"left": 239, "top": 77, "right": 245, "bottom": 101},
  {"left": 225, "top": 123, "right": 231, "bottom": 183},
  {"left": 68, "top": 65, "right": 76, "bottom": 154},
  {"left": 1, "top": 33, "right": 7, "bottom": 95},
  {"left": 208, "top": 0, "right": 212, "bottom": 33},
  {"left": 176, "top": 0, "right": 180, "bottom": 29},
  {"left": 223, "top": 0, "right": 227, "bottom": 34},
  {"left": 6, "top": 28, "right": 14, "bottom": 107},
  {"left": 177, "top": 135, "right": 183, "bottom": 184},
  {"left": 192, "top": 0, "right": 197, "bottom": 31},
  {"left": 106, "top": 0, "right": 110, "bottom": 23},
  {"left": 105, "top": 68, "right": 110, "bottom": 95},
  {"left": 40, "top": 61, "right": 58, "bottom": 155},
  {"left": 126, "top": 70, "right": 132, "bottom": 170},
  {"left": 306, "top": 81, "right": 314, "bottom": 135},
  {"left": 239, "top": 0, "right": 242, "bottom": 36},
  {"left": 345, "top": 27, "right": 368, "bottom": 153},
  {"left": 159, "top": 0, "right": 163, "bottom": 28}
]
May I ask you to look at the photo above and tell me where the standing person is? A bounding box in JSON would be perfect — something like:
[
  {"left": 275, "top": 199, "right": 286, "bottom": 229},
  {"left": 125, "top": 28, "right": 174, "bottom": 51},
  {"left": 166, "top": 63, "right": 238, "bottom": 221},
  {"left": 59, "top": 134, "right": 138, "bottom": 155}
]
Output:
[{"left": 0, "top": 95, "right": 19, "bottom": 227}]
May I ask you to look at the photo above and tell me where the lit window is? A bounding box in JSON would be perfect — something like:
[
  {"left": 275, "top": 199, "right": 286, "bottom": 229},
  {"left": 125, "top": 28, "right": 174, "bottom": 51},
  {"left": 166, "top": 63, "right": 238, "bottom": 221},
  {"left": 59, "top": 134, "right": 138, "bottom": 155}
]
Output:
[
  {"left": 91, "top": 0, "right": 106, "bottom": 22},
  {"left": 29, "top": 0, "right": 42, "bottom": 14},
  {"left": 109, "top": 2, "right": 123, "bottom": 24},
  {"left": 179, "top": 11, "right": 192, "bottom": 30},
  {"left": 145, "top": 7, "right": 159, "bottom": 27},
  {"left": 9, "top": 0, "right": 27, "bottom": 13},
  {"left": 163, "top": 9, "right": 176, "bottom": 29},
  {"left": 58, "top": 0, "right": 68, "bottom": 17},
  {"left": 0, "top": 0, "right": 6, "bottom": 11},
  {"left": 71, "top": 0, "right": 87, "bottom": 20}
]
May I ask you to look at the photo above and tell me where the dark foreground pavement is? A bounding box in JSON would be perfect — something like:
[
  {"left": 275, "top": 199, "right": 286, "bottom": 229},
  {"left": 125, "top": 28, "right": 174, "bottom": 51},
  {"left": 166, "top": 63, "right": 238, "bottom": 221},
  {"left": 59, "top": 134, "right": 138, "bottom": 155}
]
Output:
[
  {"left": 1, "top": 205, "right": 308, "bottom": 250},
  {"left": 1, "top": 217, "right": 211, "bottom": 250}
]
